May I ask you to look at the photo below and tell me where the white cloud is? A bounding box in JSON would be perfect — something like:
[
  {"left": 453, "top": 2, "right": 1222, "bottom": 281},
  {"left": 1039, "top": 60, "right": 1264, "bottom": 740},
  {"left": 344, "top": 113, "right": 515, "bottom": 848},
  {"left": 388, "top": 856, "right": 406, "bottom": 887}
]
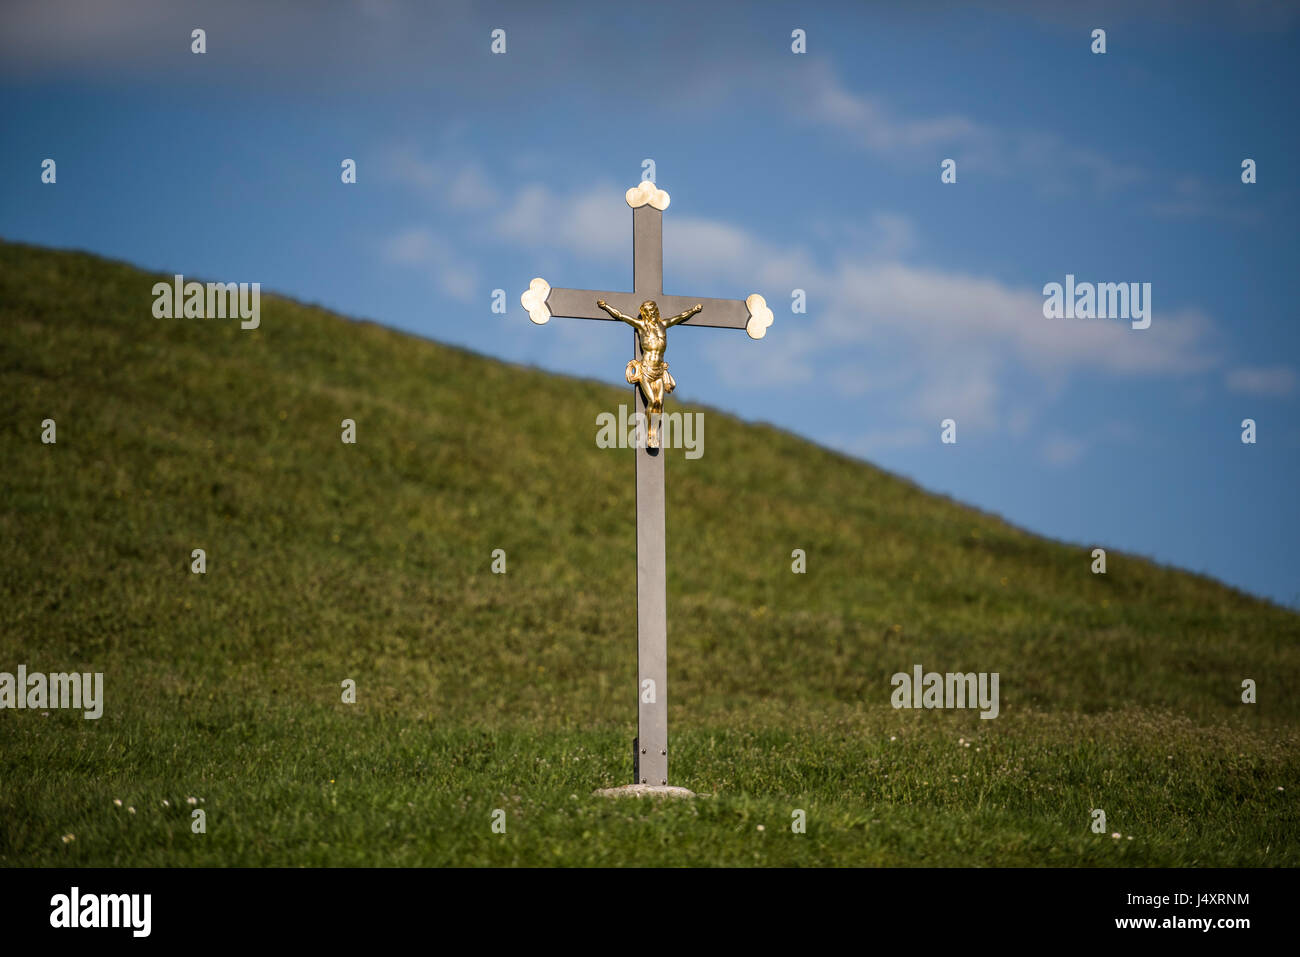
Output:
[
  {"left": 445, "top": 165, "right": 501, "bottom": 210},
  {"left": 796, "top": 61, "right": 978, "bottom": 151},
  {"left": 866, "top": 213, "right": 917, "bottom": 258},
  {"left": 834, "top": 426, "right": 932, "bottom": 456},
  {"left": 1150, "top": 175, "right": 1264, "bottom": 225},
  {"left": 492, "top": 183, "right": 626, "bottom": 259},
  {"left": 0, "top": 0, "right": 490, "bottom": 88},
  {"left": 826, "top": 262, "right": 1215, "bottom": 377},
  {"left": 1225, "top": 365, "right": 1297, "bottom": 397},
  {"left": 380, "top": 227, "right": 478, "bottom": 303},
  {"left": 1041, "top": 433, "right": 1087, "bottom": 467},
  {"left": 789, "top": 62, "right": 1146, "bottom": 196},
  {"left": 381, "top": 150, "right": 501, "bottom": 210},
  {"left": 704, "top": 328, "right": 817, "bottom": 389}
]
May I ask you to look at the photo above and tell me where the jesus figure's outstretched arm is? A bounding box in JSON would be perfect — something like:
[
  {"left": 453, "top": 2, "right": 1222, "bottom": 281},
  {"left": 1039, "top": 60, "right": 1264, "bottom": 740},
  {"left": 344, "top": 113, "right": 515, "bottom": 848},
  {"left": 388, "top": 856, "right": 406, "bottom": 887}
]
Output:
[
  {"left": 597, "top": 299, "right": 644, "bottom": 330},
  {"left": 664, "top": 303, "right": 703, "bottom": 327}
]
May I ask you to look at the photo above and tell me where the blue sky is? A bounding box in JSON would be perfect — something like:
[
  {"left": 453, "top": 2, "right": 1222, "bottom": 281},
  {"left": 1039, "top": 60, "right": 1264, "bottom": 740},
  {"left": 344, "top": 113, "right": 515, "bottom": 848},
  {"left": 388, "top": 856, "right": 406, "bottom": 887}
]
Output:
[{"left": 2, "top": 0, "right": 1297, "bottom": 605}]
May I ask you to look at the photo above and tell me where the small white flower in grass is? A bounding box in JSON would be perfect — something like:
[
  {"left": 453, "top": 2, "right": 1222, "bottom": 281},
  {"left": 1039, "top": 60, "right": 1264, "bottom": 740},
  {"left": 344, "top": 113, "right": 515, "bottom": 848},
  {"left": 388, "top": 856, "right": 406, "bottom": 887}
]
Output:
[
  {"left": 162, "top": 799, "right": 170, "bottom": 807},
  {"left": 186, "top": 797, "right": 197, "bottom": 805},
  {"left": 113, "top": 799, "right": 122, "bottom": 807},
  {"left": 127, "top": 806, "right": 136, "bottom": 814},
  {"left": 61, "top": 834, "right": 75, "bottom": 843},
  {"left": 1111, "top": 832, "right": 1121, "bottom": 839},
  {"left": 889, "top": 735, "right": 896, "bottom": 742},
  {"left": 756, "top": 825, "right": 765, "bottom": 832},
  {"left": 1127, "top": 836, "right": 1134, "bottom": 840},
  {"left": 1279, "top": 787, "right": 1285, "bottom": 791}
]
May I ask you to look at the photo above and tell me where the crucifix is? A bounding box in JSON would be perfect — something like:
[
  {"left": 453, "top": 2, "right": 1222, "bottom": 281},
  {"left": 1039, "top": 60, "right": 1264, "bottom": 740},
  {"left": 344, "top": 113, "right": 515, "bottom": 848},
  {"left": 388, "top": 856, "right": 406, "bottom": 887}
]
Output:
[{"left": 521, "top": 180, "right": 773, "bottom": 790}]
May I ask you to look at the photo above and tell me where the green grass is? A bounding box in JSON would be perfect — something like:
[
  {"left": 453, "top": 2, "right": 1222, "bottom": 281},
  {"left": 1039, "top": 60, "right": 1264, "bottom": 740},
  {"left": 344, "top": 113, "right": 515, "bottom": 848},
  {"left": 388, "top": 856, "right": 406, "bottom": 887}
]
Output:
[{"left": 1, "top": 239, "right": 1296, "bottom": 866}]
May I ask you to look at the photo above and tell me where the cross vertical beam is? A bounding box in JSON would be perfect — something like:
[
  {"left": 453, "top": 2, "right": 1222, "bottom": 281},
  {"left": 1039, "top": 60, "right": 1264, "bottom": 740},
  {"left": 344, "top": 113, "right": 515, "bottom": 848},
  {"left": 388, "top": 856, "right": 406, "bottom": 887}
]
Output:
[{"left": 633, "top": 205, "right": 668, "bottom": 785}]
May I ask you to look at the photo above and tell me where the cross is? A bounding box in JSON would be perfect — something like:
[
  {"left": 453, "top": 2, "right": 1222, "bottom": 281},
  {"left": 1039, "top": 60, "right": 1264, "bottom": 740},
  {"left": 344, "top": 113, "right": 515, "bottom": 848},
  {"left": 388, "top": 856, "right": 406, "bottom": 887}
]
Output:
[{"left": 520, "top": 180, "right": 773, "bottom": 788}]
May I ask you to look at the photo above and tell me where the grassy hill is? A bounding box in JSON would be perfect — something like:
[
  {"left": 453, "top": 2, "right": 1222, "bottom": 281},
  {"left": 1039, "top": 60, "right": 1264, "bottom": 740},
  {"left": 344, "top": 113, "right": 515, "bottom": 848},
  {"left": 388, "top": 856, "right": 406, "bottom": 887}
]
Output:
[{"left": 1, "top": 239, "right": 1296, "bottom": 866}]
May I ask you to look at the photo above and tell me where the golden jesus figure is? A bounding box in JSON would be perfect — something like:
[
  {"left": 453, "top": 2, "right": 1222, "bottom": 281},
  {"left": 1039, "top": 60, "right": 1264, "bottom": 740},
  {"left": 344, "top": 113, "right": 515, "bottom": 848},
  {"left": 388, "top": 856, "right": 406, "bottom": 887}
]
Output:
[{"left": 596, "top": 298, "right": 703, "bottom": 448}]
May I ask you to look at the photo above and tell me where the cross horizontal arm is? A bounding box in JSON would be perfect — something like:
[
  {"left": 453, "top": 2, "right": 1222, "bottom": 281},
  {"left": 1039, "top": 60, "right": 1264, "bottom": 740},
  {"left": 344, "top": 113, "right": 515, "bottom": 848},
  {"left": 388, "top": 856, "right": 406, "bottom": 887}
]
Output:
[{"left": 547, "top": 288, "right": 751, "bottom": 331}]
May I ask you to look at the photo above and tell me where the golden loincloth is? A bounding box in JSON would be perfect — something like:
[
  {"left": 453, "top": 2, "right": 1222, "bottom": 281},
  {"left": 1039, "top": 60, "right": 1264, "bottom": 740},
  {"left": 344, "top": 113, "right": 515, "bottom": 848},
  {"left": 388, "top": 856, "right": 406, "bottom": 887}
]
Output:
[{"left": 625, "top": 358, "right": 675, "bottom": 393}]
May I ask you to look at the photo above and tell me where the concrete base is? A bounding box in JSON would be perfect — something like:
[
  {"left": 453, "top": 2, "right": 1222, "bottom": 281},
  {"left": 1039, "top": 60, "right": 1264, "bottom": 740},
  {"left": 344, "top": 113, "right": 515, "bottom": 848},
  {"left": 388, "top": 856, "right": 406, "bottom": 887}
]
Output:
[{"left": 593, "top": 784, "right": 696, "bottom": 799}]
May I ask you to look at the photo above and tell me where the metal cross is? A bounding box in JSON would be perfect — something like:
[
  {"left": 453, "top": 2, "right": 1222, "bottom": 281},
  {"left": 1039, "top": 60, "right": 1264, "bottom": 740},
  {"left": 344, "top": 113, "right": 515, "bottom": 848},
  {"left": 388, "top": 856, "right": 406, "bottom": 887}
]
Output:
[{"left": 521, "top": 181, "right": 772, "bottom": 787}]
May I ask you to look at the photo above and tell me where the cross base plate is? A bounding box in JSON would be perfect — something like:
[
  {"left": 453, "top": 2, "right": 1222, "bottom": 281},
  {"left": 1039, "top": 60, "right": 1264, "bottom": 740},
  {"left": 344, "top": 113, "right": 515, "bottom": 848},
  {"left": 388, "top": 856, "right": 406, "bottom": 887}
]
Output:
[{"left": 592, "top": 784, "right": 696, "bottom": 799}]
